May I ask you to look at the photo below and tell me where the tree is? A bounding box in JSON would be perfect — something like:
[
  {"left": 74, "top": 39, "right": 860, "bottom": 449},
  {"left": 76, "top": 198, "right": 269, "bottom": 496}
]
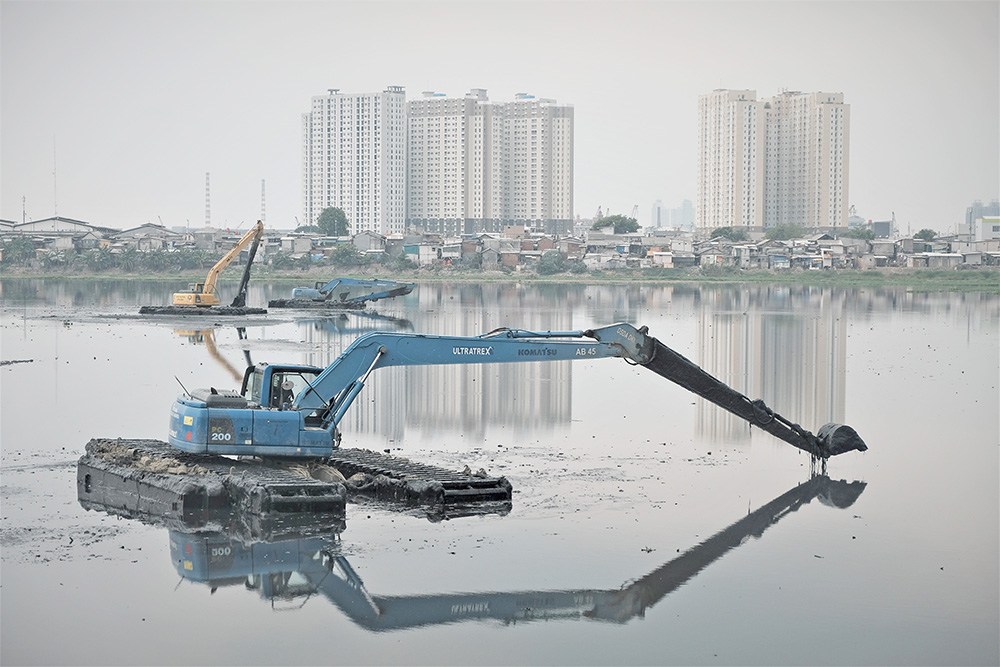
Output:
[
  {"left": 914, "top": 228, "right": 937, "bottom": 241},
  {"left": 317, "top": 207, "right": 349, "bottom": 236},
  {"left": 711, "top": 226, "right": 749, "bottom": 242},
  {"left": 117, "top": 247, "right": 140, "bottom": 272},
  {"left": 840, "top": 228, "right": 874, "bottom": 240},
  {"left": 592, "top": 214, "right": 639, "bottom": 235},
  {"left": 764, "top": 224, "right": 803, "bottom": 241},
  {"left": 537, "top": 250, "right": 566, "bottom": 274},
  {"left": 330, "top": 243, "right": 363, "bottom": 267},
  {"left": 1, "top": 236, "right": 36, "bottom": 266}
]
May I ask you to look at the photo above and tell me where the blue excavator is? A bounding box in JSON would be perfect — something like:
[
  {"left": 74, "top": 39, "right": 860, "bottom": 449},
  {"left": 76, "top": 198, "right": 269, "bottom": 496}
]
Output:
[
  {"left": 268, "top": 277, "right": 414, "bottom": 309},
  {"left": 168, "top": 323, "right": 867, "bottom": 460}
]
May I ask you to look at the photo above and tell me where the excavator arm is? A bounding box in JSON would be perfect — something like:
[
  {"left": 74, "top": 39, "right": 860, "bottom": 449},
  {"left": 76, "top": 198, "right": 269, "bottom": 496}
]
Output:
[
  {"left": 291, "top": 323, "right": 865, "bottom": 459},
  {"left": 169, "top": 323, "right": 866, "bottom": 459}
]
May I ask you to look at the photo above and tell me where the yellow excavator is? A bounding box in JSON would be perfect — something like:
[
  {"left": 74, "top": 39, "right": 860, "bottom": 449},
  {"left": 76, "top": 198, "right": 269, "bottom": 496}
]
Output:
[{"left": 173, "top": 221, "right": 264, "bottom": 307}]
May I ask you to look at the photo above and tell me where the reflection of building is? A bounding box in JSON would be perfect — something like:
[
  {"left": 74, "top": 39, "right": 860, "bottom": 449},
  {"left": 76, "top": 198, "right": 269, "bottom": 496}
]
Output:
[
  {"left": 294, "top": 287, "right": 579, "bottom": 443},
  {"left": 695, "top": 287, "right": 848, "bottom": 442}
]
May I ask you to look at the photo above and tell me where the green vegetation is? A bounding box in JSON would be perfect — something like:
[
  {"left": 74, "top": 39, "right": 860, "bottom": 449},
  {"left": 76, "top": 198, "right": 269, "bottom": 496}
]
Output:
[
  {"left": 316, "top": 207, "right": 349, "bottom": 236},
  {"left": 914, "top": 228, "right": 937, "bottom": 241},
  {"left": 764, "top": 224, "right": 804, "bottom": 241},
  {"left": 592, "top": 215, "right": 639, "bottom": 235},
  {"left": 3, "top": 263, "right": 995, "bottom": 293},
  {"left": 711, "top": 226, "right": 749, "bottom": 242},
  {"left": 840, "top": 228, "right": 875, "bottom": 240}
]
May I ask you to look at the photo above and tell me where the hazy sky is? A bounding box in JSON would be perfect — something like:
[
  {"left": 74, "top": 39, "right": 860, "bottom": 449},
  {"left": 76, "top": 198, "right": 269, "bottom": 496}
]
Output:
[{"left": 2, "top": 1, "right": 997, "bottom": 233}]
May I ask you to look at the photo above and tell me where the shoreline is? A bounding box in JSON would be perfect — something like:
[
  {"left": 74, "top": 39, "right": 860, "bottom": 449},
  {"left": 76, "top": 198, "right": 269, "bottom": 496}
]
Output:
[{"left": 1, "top": 266, "right": 997, "bottom": 293}]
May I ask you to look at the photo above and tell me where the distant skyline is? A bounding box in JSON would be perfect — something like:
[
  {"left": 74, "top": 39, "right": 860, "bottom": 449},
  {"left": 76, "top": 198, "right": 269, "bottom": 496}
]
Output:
[{"left": 2, "top": 1, "right": 997, "bottom": 234}]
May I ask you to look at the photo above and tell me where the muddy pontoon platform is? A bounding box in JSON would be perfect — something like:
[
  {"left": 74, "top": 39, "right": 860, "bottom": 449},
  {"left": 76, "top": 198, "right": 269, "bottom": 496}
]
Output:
[
  {"left": 138, "top": 306, "right": 267, "bottom": 316},
  {"left": 77, "top": 438, "right": 512, "bottom": 519},
  {"left": 78, "top": 439, "right": 345, "bottom": 518}
]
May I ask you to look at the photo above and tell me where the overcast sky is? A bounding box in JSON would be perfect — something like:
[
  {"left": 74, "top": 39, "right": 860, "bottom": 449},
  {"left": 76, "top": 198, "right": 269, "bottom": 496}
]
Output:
[{"left": 2, "top": 1, "right": 997, "bottom": 233}]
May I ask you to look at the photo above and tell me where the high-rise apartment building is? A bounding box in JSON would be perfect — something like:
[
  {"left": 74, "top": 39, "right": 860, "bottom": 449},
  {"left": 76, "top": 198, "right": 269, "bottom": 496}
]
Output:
[
  {"left": 406, "top": 90, "right": 573, "bottom": 235},
  {"left": 506, "top": 93, "right": 574, "bottom": 234},
  {"left": 763, "top": 91, "right": 849, "bottom": 230},
  {"left": 406, "top": 89, "right": 505, "bottom": 236},
  {"left": 301, "top": 87, "right": 406, "bottom": 235},
  {"left": 697, "top": 89, "right": 849, "bottom": 232},
  {"left": 697, "top": 90, "right": 763, "bottom": 231}
]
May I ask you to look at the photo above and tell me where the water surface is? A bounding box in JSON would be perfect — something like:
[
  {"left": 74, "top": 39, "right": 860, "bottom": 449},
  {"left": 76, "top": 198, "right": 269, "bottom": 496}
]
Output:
[{"left": 1, "top": 279, "right": 997, "bottom": 665}]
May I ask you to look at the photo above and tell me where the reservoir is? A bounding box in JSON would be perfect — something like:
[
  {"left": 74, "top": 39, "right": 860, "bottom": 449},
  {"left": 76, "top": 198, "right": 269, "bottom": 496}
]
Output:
[{"left": 1, "top": 279, "right": 997, "bottom": 666}]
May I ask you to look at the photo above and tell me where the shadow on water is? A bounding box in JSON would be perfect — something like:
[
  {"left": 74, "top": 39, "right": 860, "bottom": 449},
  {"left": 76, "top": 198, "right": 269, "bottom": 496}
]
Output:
[{"left": 77, "top": 470, "right": 864, "bottom": 631}]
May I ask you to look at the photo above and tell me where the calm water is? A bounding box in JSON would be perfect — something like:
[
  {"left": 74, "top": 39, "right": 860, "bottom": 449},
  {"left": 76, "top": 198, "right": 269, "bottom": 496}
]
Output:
[{"left": 1, "top": 278, "right": 997, "bottom": 666}]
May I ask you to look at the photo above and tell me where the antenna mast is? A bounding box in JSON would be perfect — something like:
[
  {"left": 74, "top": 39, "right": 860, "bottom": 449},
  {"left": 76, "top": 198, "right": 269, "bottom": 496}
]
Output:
[
  {"left": 261, "top": 179, "right": 266, "bottom": 223},
  {"left": 205, "top": 172, "right": 211, "bottom": 227},
  {"left": 53, "top": 139, "right": 58, "bottom": 216}
]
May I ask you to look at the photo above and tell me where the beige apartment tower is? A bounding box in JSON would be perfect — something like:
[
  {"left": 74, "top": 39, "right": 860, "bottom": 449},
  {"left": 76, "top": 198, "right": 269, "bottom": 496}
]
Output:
[
  {"left": 407, "top": 90, "right": 574, "bottom": 235},
  {"left": 697, "top": 89, "right": 850, "bottom": 232}
]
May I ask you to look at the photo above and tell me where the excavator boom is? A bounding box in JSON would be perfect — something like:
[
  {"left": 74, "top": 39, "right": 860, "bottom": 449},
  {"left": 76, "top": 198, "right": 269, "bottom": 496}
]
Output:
[{"left": 167, "top": 323, "right": 867, "bottom": 459}]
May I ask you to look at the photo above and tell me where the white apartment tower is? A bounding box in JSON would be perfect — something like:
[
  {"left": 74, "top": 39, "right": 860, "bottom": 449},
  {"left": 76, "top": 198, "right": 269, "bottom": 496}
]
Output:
[
  {"left": 697, "top": 89, "right": 850, "bottom": 232},
  {"left": 697, "top": 90, "right": 763, "bottom": 231},
  {"left": 301, "top": 87, "right": 406, "bottom": 235},
  {"left": 406, "top": 90, "right": 574, "bottom": 235}
]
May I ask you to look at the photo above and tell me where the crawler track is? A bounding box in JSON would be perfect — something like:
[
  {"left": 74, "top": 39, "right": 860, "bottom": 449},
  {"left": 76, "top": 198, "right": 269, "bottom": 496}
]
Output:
[{"left": 329, "top": 448, "right": 513, "bottom": 505}]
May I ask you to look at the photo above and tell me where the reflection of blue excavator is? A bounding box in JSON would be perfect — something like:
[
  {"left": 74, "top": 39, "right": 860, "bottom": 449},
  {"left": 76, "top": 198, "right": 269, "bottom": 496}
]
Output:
[
  {"left": 168, "top": 323, "right": 868, "bottom": 460},
  {"left": 164, "top": 475, "right": 865, "bottom": 629},
  {"left": 268, "top": 278, "right": 414, "bottom": 309},
  {"left": 305, "top": 311, "right": 413, "bottom": 337}
]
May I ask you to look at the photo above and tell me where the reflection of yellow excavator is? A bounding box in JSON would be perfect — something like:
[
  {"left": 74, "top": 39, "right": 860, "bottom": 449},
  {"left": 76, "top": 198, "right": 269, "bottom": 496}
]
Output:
[
  {"left": 173, "top": 221, "right": 264, "bottom": 307},
  {"left": 174, "top": 328, "right": 249, "bottom": 383}
]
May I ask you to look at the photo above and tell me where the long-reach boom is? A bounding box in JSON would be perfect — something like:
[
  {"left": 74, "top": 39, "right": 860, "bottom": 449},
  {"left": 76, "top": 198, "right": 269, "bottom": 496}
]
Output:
[
  {"left": 168, "top": 323, "right": 867, "bottom": 459},
  {"left": 173, "top": 221, "right": 264, "bottom": 307}
]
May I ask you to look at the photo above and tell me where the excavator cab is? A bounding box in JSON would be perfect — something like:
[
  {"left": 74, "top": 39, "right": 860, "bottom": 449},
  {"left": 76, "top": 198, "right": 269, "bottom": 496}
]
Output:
[
  {"left": 173, "top": 283, "right": 220, "bottom": 306},
  {"left": 241, "top": 363, "right": 322, "bottom": 410}
]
